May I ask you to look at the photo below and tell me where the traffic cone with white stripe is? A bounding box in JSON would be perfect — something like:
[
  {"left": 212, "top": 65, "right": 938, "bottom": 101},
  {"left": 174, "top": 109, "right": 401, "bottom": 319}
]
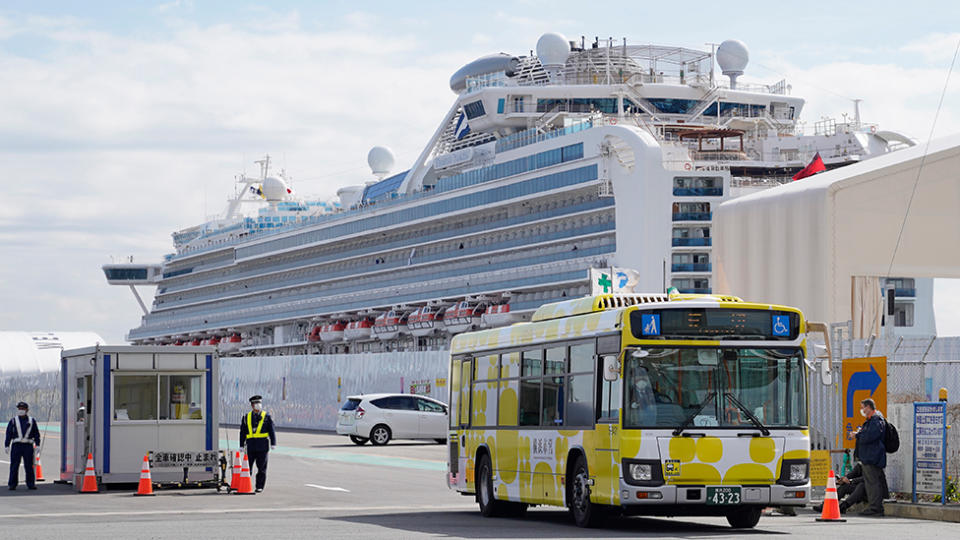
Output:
[
  {"left": 34, "top": 453, "right": 45, "bottom": 482},
  {"left": 233, "top": 453, "right": 255, "bottom": 495},
  {"left": 80, "top": 453, "right": 98, "bottom": 493},
  {"left": 134, "top": 455, "right": 155, "bottom": 496},
  {"left": 815, "top": 470, "right": 846, "bottom": 522},
  {"left": 230, "top": 450, "right": 241, "bottom": 491}
]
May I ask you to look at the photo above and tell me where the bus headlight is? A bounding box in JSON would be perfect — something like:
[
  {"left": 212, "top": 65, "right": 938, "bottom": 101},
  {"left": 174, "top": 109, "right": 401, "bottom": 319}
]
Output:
[
  {"left": 622, "top": 459, "right": 664, "bottom": 487},
  {"left": 629, "top": 463, "right": 652, "bottom": 482},
  {"left": 778, "top": 458, "right": 810, "bottom": 486},
  {"left": 789, "top": 463, "right": 808, "bottom": 481}
]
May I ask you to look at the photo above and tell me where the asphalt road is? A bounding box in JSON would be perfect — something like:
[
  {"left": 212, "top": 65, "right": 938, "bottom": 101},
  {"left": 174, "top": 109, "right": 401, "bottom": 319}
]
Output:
[{"left": 0, "top": 428, "right": 954, "bottom": 539}]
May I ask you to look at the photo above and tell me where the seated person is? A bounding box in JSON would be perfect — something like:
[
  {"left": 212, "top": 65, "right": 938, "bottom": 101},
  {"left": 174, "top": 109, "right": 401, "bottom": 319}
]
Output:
[{"left": 813, "top": 462, "right": 886, "bottom": 514}]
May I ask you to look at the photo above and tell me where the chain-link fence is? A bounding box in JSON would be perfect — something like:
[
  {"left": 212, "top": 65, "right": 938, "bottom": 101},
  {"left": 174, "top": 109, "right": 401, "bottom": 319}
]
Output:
[{"left": 809, "top": 335, "right": 960, "bottom": 494}]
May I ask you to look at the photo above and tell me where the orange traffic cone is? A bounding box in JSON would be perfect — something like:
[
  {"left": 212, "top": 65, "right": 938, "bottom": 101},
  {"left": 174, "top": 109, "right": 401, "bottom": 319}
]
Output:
[
  {"left": 230, "top": 450, "right": 241, "bottom": 491},
  {"left": 233, "top": 454, "right": 254, "bottom": 495},
  {"left": 35, "top": 453, "right": 45, "bottom": 482},
  {"left": 80, "top": 453, "right": 98, "bottom": 493},
  {"left": 815, "top": 469, "right": 846, "bottom": 522},
  {"left": 134, "top": 455, "right": 155, "bottom": 496}
]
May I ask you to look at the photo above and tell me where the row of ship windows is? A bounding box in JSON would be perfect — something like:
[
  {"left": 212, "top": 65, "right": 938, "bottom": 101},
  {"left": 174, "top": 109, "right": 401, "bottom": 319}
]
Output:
[
  {"left": 234, "top": 164, "right": 600, "bottom": 260},
  {"left": 435, "top": 143, "right": 584, "bottom": 193},
  {"left": 161, "top": 192, "right": 609, "bottom": 295},
  {"left": 154, "top": 227, "right": 616, "bottom": 315},
  {"left": 157, "top": 218, "right": 614, "bottom": 309},
  {"left": 136, "top": 266, "right": 598, "bottom": 336}
]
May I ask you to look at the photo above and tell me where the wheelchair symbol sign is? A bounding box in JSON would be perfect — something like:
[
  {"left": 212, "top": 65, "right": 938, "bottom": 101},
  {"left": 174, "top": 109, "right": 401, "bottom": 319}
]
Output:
[
  {"left": 641, "top": 314, "right": 660, "bottom": 336},
  {"left": 772, "top": 315, "right": 790, "bottom": 337}
]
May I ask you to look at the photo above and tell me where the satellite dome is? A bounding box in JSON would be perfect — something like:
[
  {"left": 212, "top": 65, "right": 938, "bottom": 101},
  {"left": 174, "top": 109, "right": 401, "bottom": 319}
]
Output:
[
  {"left": 536, "top": 32, "right": 571, "bottom": 67},
  {"left": 261, "top": 176, "right": 289, "bottom": 201},
  {"left": 367, "top": 146, "right": 395, "bottom": 177},
  {"left": 716, "top": 39, "right": 749, "bottom": 75}
]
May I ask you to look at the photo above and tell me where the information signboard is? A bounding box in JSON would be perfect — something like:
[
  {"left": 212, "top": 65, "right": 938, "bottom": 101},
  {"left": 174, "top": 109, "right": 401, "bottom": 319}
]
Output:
[
  {"left": 151, "top": 450, "right": 219, "bottom": 468},
  {"left": 912, "top": 402, "right": 947, "bottom": 503},
  {"left": 809, "top": 450, "right": 831, "bottom": 487},
  {"left": 841, "top": 357, "right": 887, "bottom": 449}
]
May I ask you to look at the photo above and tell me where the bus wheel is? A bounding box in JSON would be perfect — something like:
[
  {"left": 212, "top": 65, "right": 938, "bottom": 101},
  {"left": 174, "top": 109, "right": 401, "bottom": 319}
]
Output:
[
  {"left": 349, "top": 435, "right": 368, "bottom": 445},
  {"left": 726, "top": 506, "right": 762, "bottom": 529},
  {"left": 569, "top": 455, "right": 600, "bottom": 528},
  {"left": 477, "top": 454, "right": 506, "bottom": 517}
]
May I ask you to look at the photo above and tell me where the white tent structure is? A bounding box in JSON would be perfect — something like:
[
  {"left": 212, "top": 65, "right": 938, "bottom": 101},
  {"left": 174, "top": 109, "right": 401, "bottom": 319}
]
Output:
[
  {"left": 0, "top": 331, "right": 104, "bottom": 376},
  {"left": 714, "top": 134, "right": 960, "bottom": 334}
]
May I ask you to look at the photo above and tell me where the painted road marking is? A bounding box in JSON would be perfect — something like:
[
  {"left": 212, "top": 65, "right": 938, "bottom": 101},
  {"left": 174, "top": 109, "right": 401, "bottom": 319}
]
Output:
[
  {"left": 305, "top": 483, "right": 350, "bottom": 492},
  {"left": 218, "top": 440, "right": 445, "bottom": 472},
  {"left": 0, "top": 504, "right": 475, "bottom": 520}
]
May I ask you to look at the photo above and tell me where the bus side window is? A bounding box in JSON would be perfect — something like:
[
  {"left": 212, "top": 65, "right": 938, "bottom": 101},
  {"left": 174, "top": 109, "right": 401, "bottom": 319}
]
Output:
[
  {"left": 598, "top": 354, "right": 620, "bottom": 423},
  {"left": 449, "top": 359, "right": 461, "bottom": 428}
]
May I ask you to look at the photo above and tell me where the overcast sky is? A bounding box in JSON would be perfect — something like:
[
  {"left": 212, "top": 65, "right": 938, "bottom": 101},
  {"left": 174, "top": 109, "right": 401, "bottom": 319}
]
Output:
[{"left": 1, "top": 1, "right": 959, "bottom": 343}]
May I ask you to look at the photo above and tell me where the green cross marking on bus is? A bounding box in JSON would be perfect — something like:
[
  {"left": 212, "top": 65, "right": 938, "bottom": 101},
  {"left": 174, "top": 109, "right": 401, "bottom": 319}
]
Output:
[{"left": 597, "top": 273, "right": 612, "bottom": 293}]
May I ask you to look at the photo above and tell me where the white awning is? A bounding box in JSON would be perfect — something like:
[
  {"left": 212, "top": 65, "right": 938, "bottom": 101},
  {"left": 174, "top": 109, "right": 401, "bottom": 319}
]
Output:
[{"left": 714, "top": 133, "right": 960, "bottom": 325}]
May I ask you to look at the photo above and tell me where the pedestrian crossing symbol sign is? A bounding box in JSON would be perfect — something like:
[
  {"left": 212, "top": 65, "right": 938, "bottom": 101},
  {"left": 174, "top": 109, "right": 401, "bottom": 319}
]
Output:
[{"left": 641, "top": 313, "right": 660, "bottom": 336}]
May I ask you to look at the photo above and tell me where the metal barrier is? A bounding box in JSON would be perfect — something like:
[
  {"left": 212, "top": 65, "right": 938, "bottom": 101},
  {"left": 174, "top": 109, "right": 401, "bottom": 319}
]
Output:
[{"left": 808, "top": 335, "right": 960, "bottom": 493}]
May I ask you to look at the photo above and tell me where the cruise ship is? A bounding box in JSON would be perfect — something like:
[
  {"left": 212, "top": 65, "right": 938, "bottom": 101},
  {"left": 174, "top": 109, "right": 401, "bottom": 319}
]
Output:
[{"left": 105, "top": 33, "right": 930, "bottom": 355}]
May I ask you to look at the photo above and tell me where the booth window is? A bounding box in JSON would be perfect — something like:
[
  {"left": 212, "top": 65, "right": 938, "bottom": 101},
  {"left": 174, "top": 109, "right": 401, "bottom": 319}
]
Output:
[
  {"left": 114, "top": 375, "right": 158, "bottom": 421},
  {"left": 160, "top": 374, "right": 203, "bottom": 420}
]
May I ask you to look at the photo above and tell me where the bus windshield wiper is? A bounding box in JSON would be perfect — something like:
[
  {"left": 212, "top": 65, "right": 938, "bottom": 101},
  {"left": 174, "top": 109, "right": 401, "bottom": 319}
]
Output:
[
  {"left": 724, "top": 392, "right": 770, "bottom": 436},
  {"left": 672, "top": 390, "right": 716, "bottom": 436}
]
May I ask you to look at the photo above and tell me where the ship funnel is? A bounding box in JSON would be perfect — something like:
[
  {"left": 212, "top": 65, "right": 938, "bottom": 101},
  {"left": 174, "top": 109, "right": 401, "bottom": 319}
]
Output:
[
  {"left": 716, "top": 39, "right": 749, "bottom": 89},
  {"left": 536, "top": 32, "right": 570, "bottom": 83}
]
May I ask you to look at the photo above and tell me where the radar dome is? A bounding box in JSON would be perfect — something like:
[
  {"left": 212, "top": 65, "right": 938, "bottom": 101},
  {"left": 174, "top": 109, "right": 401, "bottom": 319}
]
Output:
[
  {"left": 261, "top": 176, "right": 289, "bottom": 201},
  {"left": 716, "top": 39, "right": 749, "bottom": 75},
  {"left": 536, "top": 32, "right": 570, "bottom": 67},
  {"left": 367, "top": 146, "right": 395, "bottom": 177}
]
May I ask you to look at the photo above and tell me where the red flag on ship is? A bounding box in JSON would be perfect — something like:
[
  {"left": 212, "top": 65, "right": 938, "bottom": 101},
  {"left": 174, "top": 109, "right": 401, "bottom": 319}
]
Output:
[{"left": 792, "top": 152, "right": 826, "bottom": 180}]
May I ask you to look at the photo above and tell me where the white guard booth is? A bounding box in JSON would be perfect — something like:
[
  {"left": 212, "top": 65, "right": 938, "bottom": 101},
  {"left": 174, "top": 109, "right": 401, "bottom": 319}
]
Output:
[{"left": 60, "top": 345, "right": 219, "bottom": 487}]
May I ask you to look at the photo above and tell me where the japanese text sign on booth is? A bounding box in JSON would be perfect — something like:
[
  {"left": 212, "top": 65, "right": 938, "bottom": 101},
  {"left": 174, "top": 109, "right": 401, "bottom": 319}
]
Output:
[{"left": 841, "top": 357, "right": 887, "bottom": 450}]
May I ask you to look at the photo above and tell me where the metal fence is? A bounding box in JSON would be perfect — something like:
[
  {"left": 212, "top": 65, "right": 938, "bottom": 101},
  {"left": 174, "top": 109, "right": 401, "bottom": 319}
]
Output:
[{"left": 808, "top": 335, "right": 960, "bottom": 493}]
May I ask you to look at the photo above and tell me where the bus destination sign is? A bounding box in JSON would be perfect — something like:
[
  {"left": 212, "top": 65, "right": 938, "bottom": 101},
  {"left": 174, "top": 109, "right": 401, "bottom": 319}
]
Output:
[{"left": 630, "top": 309, "right": 798, "bottom": 340}]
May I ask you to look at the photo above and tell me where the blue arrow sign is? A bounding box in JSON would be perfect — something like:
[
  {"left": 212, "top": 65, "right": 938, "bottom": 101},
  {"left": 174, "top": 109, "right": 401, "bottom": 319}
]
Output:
[{"left": 846, "top": 364, "right": 882, "bottom": 417}]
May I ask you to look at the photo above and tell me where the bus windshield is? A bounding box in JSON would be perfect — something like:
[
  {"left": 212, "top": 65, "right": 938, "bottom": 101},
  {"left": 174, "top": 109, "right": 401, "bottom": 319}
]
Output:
[{"left": 623, "top": 347, "right": 807, "bottom": 430}]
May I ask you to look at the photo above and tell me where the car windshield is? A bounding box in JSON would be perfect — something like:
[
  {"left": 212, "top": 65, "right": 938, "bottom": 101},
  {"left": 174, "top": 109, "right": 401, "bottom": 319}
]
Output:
[{"left": 623, "top": 347, "right": 807, "bottom": 429}]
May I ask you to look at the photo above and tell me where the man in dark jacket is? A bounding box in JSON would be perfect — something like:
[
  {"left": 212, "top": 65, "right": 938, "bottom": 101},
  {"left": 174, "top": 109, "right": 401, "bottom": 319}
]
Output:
[
  {"left": 854, "top": 398, "right": 886, "bottom": 516},
  {"left": 239, "top": 395, "right": 276, "bottom": 493},
  {"left": 4, "top": 401, "right": 42, "bottom": 491}
]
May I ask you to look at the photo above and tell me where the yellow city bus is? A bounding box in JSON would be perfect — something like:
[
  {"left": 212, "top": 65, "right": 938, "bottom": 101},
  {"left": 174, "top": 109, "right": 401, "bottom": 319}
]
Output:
[{"left": 446, "top": 293, "right": 812, "bottom": 529}]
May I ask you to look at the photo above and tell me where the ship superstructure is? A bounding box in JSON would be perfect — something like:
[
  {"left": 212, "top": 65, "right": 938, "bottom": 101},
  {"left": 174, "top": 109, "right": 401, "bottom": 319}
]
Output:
[{"left": 106, "top": 33, "right": 929, "bottom": 355}]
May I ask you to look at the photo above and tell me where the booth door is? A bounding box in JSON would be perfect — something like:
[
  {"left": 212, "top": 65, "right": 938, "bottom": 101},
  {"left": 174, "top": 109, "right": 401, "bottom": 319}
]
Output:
[{"left": 75, "top": 375, "right": 93, "bottom": 477}]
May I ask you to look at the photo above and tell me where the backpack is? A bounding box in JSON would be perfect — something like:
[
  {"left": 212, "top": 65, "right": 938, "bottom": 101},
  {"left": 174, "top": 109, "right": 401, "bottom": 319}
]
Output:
[{"left": 884, "top": 419, "right": 900, "bottom": 453}]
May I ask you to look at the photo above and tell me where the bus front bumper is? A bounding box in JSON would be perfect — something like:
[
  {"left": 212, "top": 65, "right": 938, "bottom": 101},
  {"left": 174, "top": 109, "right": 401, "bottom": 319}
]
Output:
[{"left": 619, "top": 480, "right": 810, "bottom": 507}]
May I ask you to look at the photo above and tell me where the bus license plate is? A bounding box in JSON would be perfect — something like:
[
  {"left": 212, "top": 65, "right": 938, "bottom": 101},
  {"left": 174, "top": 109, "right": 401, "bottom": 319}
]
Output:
[{"left": 706, "top": 486, "right": 741, "bottom": 505}]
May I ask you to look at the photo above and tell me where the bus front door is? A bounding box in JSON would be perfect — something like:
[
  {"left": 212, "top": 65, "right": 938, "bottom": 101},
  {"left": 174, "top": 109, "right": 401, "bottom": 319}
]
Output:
[{"left": 592, "top": 354, "right": 621, "bottom": 505}]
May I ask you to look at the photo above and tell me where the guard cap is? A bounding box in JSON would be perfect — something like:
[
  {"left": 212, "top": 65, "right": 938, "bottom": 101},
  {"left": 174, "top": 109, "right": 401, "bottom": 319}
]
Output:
[
  {"left": 249, "top": 395, "right": 263, "bottom": 403},
  {"left": 16, "top": 401, "right": 28, "bottom": 410}
]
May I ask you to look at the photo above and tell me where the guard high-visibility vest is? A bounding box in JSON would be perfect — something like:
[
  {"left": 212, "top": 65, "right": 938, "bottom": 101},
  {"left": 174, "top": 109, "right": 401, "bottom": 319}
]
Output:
[
  {"left": 12, "top": 416, "right": 35, "bottom": 444},
  {"left": 245, "top": 412, "right": 269, "bottom": 439}
]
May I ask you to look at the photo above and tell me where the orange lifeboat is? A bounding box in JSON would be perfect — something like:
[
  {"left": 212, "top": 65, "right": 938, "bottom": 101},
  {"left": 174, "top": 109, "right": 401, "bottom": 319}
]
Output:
[
  {"left": 344, "top": 317, "right": 375, "bottom": 340},
  {"left": 443, "top": 301, "right": 485, "bottom": 334},
  {"left": 319, "top": 320, "right": 346, "bottom": 342}
]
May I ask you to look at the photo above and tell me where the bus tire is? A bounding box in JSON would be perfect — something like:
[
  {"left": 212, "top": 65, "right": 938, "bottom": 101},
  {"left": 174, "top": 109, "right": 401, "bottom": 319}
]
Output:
[
  {"left": 476, "top": 454, "right": 508, "bottom": 517},
  {"left": 568, "top": 455, "right": 601, "bottom": 528},
  {"left": 369, "top": 424, "right": 392, "bottom": 446},
  {"left": 726, "top": 506, "right": 762, "bottom": 529},
  {"left": 349, "top": 435, "right": 368, "bottom": 445}
]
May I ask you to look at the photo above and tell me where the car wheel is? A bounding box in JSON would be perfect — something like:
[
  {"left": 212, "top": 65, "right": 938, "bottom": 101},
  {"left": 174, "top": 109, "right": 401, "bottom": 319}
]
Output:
[
  {"left": 726, "top": 506, "right": 762, "bottom": 529},
  {"left": 435, "top": 438, "right": 447, "bottom": 444},
  {"left": 569, "top": 455, "right": 602, "bottom": 528},
  {"left": 349, "top": 435, "right": 368, "bottom": 445},
  {"left": 369, "top": 424, "right": 392, "bottom": 446}
]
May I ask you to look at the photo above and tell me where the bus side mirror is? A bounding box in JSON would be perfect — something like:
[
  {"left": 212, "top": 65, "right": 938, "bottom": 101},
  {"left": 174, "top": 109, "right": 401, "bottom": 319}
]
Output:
[
  {"left": 602, "top": 356, "right": 620, "bottom": 382},
  {"left": 805, "top": 321, "right": 833, "bottom": 386}
]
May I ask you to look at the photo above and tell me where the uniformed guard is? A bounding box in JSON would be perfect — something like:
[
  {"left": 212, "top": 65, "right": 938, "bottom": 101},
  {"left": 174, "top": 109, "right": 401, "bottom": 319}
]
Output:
[
  {"left": 239, "top": 395, "right": 276, "bottom": 493},
  {"left": 4, "top": 401, "right": 41, "bottom": 491}
]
